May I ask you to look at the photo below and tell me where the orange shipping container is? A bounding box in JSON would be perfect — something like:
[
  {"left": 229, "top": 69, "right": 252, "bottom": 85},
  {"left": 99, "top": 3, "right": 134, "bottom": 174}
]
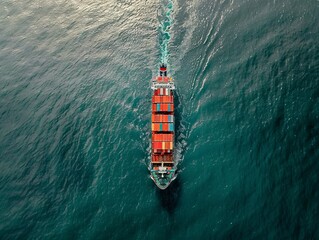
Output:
[
  {"left": 161, "top": 134, "right": 166, "bottom": 141},
  {"left": 170, "top": 135, "right": 174, "bottom": 141},
  {"left": 162, "top": 104, "right": 167, "bottom": 111},
  {"left": 152, "top": 123, "right": 158, "bottom": 131},
  {"left": 153, "top": 134, "right": 161, "bottom": 141},
  {"left": 161, "top": 96, "right": 173, "bottom": 103},
  {"left": 161, "top": 142, "right": 173, "bottom": 150},
  {"left": 153, "top": 114, "right": 161, "bottom": 122},
  {"left": 164, "top": 134, "right": 173, "bottom": 141},
  {"left": 165, "top": 134, "right": 170, "bottom": 141}
]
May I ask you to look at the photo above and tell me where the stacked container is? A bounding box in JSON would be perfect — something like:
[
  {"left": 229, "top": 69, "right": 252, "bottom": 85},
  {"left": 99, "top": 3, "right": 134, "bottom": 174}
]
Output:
[{"left": 151, "top": 87, "right": 174, "bottom": 155}]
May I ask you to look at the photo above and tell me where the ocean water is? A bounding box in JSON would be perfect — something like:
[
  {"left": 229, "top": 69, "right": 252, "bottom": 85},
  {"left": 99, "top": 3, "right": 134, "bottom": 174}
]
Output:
[{"left": 1, "top": 0, "right": 319, "bottom": 239}]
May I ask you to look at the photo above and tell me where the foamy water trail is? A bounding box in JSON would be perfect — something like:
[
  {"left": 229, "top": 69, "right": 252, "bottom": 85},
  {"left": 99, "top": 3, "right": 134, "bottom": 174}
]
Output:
[{"left": 159, "top": 0, "right": 173, "bottom": 64}]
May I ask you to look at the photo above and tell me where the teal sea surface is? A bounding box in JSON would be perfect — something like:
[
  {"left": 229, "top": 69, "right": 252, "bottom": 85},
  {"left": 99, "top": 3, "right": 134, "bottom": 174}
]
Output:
[{"left": 1, "top": 0, "right": 319, "bottom": 239}]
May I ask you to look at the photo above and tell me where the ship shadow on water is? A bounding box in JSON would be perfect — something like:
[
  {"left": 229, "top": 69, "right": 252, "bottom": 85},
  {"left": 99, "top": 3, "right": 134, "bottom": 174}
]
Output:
[
  {"left": 156, "top": 177, "right": 182, "bottom": 214},
  {"left": 173, "top": 90, "right": 183, "bottom": 141}
]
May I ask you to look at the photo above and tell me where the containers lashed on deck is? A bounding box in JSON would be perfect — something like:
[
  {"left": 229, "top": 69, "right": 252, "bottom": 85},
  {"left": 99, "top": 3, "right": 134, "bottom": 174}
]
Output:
[
  {"left": 151, "top": 86, "right": 174, "bottom": 153},
  {"left": 151, "top": 123, "right": 174, "bottom": 132},
  {"left": 152, "top": 114, "right": 174, "bottom": 123},
  {"left": 152, "top": 141, "right": 173, "bottom": 150},
  {"left": 152, "top": 103, "right": 174, "bottom": 112},
  {"left": 152, "top": 96, "right": 173, "bottom": 103},
  {"left": 152, "top": 133, "right": 174, "bottom": 142}
]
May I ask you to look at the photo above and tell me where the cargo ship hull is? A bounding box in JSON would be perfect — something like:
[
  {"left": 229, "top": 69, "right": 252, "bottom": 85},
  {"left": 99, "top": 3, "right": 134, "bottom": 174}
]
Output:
[{"left": 150, "top": 64, "right": 176, "bottom": 190}]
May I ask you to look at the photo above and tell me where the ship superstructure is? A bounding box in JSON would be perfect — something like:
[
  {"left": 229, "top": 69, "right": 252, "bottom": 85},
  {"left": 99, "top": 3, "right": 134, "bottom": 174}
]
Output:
[{"left": 150, "top": 64, "right": 176, "bottom": 189}]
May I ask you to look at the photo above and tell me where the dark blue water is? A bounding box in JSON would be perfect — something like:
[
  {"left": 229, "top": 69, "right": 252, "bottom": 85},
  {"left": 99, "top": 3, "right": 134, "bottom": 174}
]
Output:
[{"left": 1, "top": 0, "right": 319, "bottom": 239}]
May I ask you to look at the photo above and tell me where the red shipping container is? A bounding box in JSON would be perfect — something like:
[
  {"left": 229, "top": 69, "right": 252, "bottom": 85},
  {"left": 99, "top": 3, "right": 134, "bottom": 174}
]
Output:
[
  {"left": 159, "top": 134, "right": 164, "bottom": 141},
  {"left": 168, "top": 134, "right": 172, "bottom": 141},
  {"left": 163, "top": 134, "right": 168, "bottom": 141},
  {"left": 169, "top": 134, "right": 173, "bottom": 141},
  {"left": 164, "top": 134, "right": 168, "bottom": 141},
  {"left": 153, "top": 142, "right": 162, "bottom": 149}
]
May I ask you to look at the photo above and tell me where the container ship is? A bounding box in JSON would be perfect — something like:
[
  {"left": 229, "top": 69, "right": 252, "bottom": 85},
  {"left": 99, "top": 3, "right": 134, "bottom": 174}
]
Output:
[{"left": 150, "top": 64, "right": 176, "bottom": 190}]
